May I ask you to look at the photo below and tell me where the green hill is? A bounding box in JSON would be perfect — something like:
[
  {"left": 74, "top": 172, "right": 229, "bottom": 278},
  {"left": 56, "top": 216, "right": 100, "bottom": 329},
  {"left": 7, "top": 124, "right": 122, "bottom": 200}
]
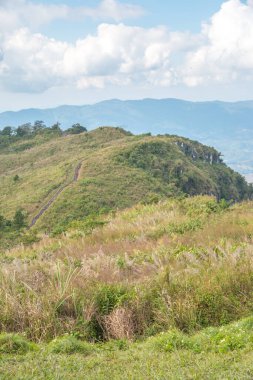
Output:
[
  {"left": 0, "top": 126, "right": 251, "bottom": 242},
  {"left": 0, "top": 125, "right": 253, "bottom": 377}
]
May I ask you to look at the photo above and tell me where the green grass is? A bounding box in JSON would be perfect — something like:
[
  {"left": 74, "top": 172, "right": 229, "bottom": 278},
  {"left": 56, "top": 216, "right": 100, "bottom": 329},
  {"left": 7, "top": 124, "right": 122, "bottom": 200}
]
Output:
[
  {"left": 1, "top": 318, "right": 253, "bottom": 379},
  {"left": 47, "top": 336, "right": 95, "bottom": 355},
  {"left": 0, "top": 197, "right": 253, "bottom": 377},
  {"left": 1, "top": 128, "right": 253, "bottom": 377},
  {"left": 0, "top": 334, "right": 38, "bottom": 355},
  {"left": 1, "top": 196, "right": 253, "bottom": 344},
  {"left": 0, "top": 127, "right": 250, "bottom": 246}
]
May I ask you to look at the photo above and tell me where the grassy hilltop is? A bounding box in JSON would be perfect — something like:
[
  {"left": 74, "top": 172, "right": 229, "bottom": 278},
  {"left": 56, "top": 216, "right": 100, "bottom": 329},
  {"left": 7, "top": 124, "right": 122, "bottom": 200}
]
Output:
[
  {"left": 1, "top": 126, "right": 253, "bottom": 378},
  {"left": 0, "top": 126, "right": 251, "bottom": 242}
]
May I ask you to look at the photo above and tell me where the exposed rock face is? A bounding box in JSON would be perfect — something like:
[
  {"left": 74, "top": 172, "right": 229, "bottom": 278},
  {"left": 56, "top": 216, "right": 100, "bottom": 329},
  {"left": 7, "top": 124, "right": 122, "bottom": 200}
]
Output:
[{"left": 174, "top": 140, "right": 222, "bottom": 165}]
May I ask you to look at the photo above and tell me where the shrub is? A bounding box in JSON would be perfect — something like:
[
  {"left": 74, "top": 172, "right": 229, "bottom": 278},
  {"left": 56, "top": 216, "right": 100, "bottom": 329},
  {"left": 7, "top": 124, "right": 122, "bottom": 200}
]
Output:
[
  {"left": 147, "top": 329, "right": 192, "bottom": 352},
  {"left": 192, "top": 317, "right": 253, "bottom": 353},
  {"left": 13, "top": 209, "right": 27, "bottom": 229},
  {"left": 102, "top": 339, "right": 129, "bottom": 351},
  {"left": 48, "top": 335, "right": 94, "bottom": 355},
  {"left": 147, "top": 317, "right": 253, "bottom": 354},
  {"left": 94, "top": 285, "right": 128, "bottom": 314},
  {"left": 86, "top": 284, "right": 134, "bottom": 341},
  {"left": 13, "top": 174, "right": 20, "bottom": 182},
  {"left": 0, "top": 334, "right": 38, "bottom": 354}
]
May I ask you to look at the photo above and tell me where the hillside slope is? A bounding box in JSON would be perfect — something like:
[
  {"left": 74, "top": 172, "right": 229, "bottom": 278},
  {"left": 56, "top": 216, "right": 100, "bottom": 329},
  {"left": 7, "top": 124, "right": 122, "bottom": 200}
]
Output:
[
  {"left": 1, "top": 98, "right": 253, "bottom": 175},
  {"left": 1, "top": 196, "right": 253, "bottom": 378},
  {"left": 0, "top": 127, "right": 251, "bottom": 237}
]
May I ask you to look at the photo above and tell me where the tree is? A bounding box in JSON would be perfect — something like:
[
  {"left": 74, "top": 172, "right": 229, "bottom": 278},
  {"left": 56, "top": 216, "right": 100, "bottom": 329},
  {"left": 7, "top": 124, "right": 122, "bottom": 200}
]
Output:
[
  {"left": 33, "top": 120, "right": 46, "bottom": 133},
  {"left": 65, "top": 123, "right": 87, "bottom": 135},
  {"left": 1, "top": 126, "right": 13, "bottom": 136},
  {"left": 13, "top": 174, "right": 20, "bottom": 182},
  {"left": 13, "top": 209, "right": 26, "bottom": 229},
  {"left": 16, "top": 123, "right": 32, "bottom": 137},
  {"left": 0, "top": 215, "right": 6, "bottom": 229},
  {"left": 50, "top": 122, "right": 62, "bottom": 134}
]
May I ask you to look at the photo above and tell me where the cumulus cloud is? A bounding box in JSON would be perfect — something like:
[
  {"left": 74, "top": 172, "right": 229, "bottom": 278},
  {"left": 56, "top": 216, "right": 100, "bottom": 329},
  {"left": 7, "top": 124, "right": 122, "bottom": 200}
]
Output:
[
  {"left": 0, "top": 23, "right": 197, "bottom": 92},
  {"left": 183, "top": 0, "right": 253, "bottom": 86},
  {"left": 0, "top": 28, "right": 68, "bottom": 92},
  {"left": 0, "top": 0, "right": 252, "bottom": 93}
]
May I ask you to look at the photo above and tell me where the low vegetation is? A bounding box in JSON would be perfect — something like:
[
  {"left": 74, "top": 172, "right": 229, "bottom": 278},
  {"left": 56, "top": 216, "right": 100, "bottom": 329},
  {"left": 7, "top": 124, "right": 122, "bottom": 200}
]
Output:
[
  {"left": 0, "top": 126, "right": 252, "bottom": 248},
  {"left": 1, "top": 126, "right": 253, "bottom": 378},
  {"left": 0, "top": 120, "right": 87, "bottom": 151},
  {"left": 1, "top": 317, "right": 253, "bottom": 379},
  {"left": 1, "top": 197, "right": 253, "bottom": 343}
]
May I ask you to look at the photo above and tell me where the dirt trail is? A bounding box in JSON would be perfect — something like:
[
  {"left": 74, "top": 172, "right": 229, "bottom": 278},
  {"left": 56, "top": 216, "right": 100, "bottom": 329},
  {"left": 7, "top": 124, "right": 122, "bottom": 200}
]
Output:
[{"left": 29, "top": 162, "right": 82, "bottom": 228}]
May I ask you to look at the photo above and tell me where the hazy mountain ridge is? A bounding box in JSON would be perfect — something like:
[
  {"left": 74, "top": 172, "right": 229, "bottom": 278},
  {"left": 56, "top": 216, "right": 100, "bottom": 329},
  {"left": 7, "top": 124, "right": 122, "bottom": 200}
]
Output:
[{"left": 1, "top": 98, "right": 253, "bottom": 176}]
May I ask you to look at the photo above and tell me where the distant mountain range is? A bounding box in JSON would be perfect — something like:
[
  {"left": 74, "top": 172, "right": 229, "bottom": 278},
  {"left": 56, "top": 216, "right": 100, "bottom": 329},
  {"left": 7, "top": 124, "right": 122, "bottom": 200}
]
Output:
[{"left": 1, "top": 98, "right": 253, "bottom": 177}]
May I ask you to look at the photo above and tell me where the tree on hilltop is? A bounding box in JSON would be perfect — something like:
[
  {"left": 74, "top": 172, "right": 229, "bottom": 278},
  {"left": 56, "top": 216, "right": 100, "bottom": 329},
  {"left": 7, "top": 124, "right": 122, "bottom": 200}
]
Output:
[{"left": 65, "top": 123, "right": 87, "bottom": 135}]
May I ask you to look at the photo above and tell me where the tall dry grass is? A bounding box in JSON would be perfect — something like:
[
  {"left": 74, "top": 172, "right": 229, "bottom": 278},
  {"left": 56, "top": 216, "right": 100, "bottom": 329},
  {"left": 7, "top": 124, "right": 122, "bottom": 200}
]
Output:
[
  {"left": 1, "top": 197, "right": 253, "bottom": 342},
  {"left": 0, "top": 242, "right": 253, "bottom": 341}
]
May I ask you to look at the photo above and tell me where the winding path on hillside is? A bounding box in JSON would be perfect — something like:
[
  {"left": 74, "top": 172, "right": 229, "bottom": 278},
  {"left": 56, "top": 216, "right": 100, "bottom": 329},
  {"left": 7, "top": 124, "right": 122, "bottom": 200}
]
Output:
[{"left": 29, "top": 162, "right": 82, "bottom": 228}]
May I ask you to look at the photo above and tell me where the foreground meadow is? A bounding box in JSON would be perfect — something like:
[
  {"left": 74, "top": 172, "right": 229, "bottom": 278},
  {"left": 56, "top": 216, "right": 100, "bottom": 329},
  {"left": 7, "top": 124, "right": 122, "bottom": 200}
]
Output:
[
  {"left": 1, "top": 317, "right": 253, "bottom": 379},
  {"left": 1, "top": 196, "right": 253, "bottom": 378}
]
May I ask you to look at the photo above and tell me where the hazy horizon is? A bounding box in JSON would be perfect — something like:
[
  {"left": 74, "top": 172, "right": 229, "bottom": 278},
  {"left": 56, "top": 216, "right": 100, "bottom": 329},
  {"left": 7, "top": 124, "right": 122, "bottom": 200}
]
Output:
[{"left": 1, "top": 96, "right": 253, "bottom": 114}]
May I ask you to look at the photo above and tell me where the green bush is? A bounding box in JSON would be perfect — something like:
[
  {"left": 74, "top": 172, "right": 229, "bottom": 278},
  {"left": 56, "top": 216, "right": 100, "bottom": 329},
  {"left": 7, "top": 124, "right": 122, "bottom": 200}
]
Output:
[
  {"left": 147, "top": 317, "right": 253, "bottom": 354},
  {"left": 147, "top": 329, "right": 192, "bottom": 352},
  {"left": 48, "top": 335, "right": 94, "bottom": 355},
  {"left": 94, "top": 284, "right": 131, "bottom": 316},
  {"left": 101, "top": 339, "right": 129, "bottom": 351},
  {"left": 86, "top": 284, "right": 133, "bottom": 341},
  {"left": 0, "top": 334, "right": 38, "bottom": 354}
]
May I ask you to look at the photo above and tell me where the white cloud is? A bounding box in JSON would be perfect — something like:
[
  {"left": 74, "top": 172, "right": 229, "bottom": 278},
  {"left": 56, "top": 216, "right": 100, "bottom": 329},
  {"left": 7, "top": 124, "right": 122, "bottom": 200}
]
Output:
[
  {"left": 0, "top": 0, "right": 144, "bottom": 33},
  {"left": 1, "top": 28, "right": 68, "bottom": 92},
  {"left": 62, "top": 24, "right": 175, "bottom": 78},
  {"left": 0, "top": 23, "right": 195, "bottom": 92},
  {"left": 0, "top": 0, "right": 253, "bottom": 93},
  {"left": 183, "top": 0, "right": 253, "bottom": 86},
  {"left": 0, "top": 0, "right": 69, "bottom": 32}
]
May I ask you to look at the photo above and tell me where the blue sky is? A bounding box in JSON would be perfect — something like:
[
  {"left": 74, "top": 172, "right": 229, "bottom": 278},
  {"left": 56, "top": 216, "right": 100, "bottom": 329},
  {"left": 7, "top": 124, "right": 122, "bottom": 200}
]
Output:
[
  {"left": 39, "top": 0, "right": 225, "bottom": 40},
  {"left": 0, "top": 0, "right": 252, "bottom": 110}
]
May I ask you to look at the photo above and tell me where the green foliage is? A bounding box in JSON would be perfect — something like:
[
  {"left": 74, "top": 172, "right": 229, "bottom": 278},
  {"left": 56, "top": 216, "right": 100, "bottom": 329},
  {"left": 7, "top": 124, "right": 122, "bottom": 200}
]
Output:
[
  {"left": 0, "top": 120, "right": 64, "bottom": 152},
  {"left": 148, "top": 316, "right": 253, "bottom": 354},
  {"left": 85, "top": 284, "right": 133, "bottom": 341},
  {"left": 1, "top": 318, "right": 253, "bottom": 379},
  {"left": 0, "top": 171, "right": 252, "bottom": 378},
  {"left": 48, "top": 335, "right": 94, "bottom": 355},
  {"left": 101, "top": 339, "right": 129, "bottom": 351},
  {"left": 13, "top": 209, "right": 26, "bottom": 229},
  {"left": 52, "top": 215, "right": 106, "bottom": 236},
  {"left": 65, "top": 123, "right": 87, "bottom": 135},
  {"left": 116, "top": 139, "right": 251, "bottom": 201},
  {"left": 13, "top": 174, "right": 20, "bottom": 182},
  {"left": 94, "top": 284, "right": 130, "bottom": 316},
  {"left": 148, "top": 329, "right": 191, "bottom": 352},
  {"left": 0, "top": 127, "right": 251, "bottom": 241},
  {"left": 0, "top": 208, "right": 28, "bottom": 249},
  {"left": 0, "top": 334, "right": 37, "bottom": 354},
  {"left": 20, "top": 231, "right": 40, "bottom": 245}
]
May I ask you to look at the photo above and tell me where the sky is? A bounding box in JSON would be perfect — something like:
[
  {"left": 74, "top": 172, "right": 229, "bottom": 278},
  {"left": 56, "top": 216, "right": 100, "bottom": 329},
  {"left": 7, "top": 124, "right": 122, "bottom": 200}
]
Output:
[{"left": 0, "top": 0, "right": 252, "bottom": 111}]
